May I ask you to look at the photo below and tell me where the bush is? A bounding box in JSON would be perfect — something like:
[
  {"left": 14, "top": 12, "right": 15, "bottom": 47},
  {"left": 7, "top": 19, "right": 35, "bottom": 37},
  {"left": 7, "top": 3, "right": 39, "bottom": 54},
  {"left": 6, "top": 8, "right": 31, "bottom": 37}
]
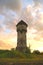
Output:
[
  {"left": 25, "top": 47, "right": 31, "bottom": 54},
  {"left": 33, "top": 50, "right": 40, "bottom": 55}
]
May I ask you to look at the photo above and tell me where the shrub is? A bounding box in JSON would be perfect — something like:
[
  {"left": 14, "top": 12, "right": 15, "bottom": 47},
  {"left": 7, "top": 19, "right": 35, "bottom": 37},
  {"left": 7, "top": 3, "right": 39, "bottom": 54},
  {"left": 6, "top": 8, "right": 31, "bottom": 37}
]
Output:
[{"left": 33, "top": 50, "right": 40, "bottom": 55}]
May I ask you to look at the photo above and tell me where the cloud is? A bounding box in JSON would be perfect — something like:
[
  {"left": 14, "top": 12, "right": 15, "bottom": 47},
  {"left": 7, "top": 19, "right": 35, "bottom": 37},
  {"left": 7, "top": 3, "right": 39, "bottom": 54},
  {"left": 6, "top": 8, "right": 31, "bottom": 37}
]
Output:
[
  {"left": 0, "top": 24, "right": 6, "bottom": 32},
  {"left": 0, "top": 0, "right": 43, "bottom": 49},
  {"left": 4, "top": 16, "right": 18, "bottom": 30},
  {"left": 0, "top": 9, "right": 18, "bottom": 31},
  {"left": 0, "top": 0, "right": 21, "bottom": 32},
  {"left": 19, "top": 3, "right": 43, "bottom": 42},
  {"left": 33, "top": 0, "right": 43, "bottom": 5},
  {"left": 0, "top": 25, "right": 3, "bottom": 32},
  {"left": 32, "top": 9, "right": 43, "bottom": 31},
  {"left": 33, "top": 0, "right": 43, "bottom": 12},
  {"left": 19, "top": 5, "right": 33, "bottom": 28},
  {"left": 0, "top": 0, "right": 21, "bottom": 11},
  {"left": 19, "top": 4, "right": 43, "bottom": 30},
  {"left": 0, "top": 40, "right": 12, "bottom": 49},
  {"left": 34, "top": 21, "right": 43, "bottom": 31},
  {"left": 0, "top": 29, "right": 17, "bottom": 49},
  {"left": 33, "top": 31, "right": 43, "bottom": 41}
]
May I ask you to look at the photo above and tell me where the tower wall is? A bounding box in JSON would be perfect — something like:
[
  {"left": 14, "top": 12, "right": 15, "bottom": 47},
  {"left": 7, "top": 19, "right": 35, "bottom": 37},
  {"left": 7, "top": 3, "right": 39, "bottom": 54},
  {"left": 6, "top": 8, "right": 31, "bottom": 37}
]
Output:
[{"left": 16, "top": 20, "right": 28, "bottom": 52}]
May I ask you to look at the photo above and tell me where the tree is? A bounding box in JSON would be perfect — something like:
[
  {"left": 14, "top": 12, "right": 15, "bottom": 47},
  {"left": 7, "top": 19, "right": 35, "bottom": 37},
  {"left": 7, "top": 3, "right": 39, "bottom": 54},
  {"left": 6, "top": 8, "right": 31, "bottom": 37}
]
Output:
[
  {"left": 33, "top": 50, "right": 40, "bottom": 54},
  {"left": 11, "top": 48, "right": 15, "bottom": 51},
  {"left": 25, "top": 44, "right": 31, "bottom": 54}
]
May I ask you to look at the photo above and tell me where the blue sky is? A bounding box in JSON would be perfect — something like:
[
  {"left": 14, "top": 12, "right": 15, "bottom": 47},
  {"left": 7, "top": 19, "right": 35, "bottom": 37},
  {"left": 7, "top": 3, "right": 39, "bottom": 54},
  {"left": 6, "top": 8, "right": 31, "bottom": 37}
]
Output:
[
  {"left": 0, "top": 15, "right": 5, "bottom": 22},
  {"left": 22, "top": 0, "right": 33, "bottom": 8}
]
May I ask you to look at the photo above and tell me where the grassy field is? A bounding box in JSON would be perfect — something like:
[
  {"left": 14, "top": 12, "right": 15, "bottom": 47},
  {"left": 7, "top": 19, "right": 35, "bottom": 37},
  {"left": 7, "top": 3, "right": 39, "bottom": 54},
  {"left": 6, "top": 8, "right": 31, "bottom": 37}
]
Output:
[
  {"left": 0, "top": 54, "right": 43, "bottom": 63},
  {"left": 0, "top": 50, "right": 43, "bottom": 65},
  {"left": 0, "top": 55, "right": 43, "bottom": 65}
]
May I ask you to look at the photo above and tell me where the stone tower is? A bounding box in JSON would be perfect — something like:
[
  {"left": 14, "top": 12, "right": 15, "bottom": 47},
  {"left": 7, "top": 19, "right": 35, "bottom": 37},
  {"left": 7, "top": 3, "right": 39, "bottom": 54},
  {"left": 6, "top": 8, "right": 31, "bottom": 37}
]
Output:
[{"left": 16, "top": 20, "right": 28, "bottom": 52}]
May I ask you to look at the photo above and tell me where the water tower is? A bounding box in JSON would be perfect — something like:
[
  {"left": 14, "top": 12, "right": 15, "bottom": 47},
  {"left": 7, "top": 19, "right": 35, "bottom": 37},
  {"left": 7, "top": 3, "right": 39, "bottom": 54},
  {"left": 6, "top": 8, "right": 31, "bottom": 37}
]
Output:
[{"left": 16, "top": 20, "right": 28, "bottom": 52}]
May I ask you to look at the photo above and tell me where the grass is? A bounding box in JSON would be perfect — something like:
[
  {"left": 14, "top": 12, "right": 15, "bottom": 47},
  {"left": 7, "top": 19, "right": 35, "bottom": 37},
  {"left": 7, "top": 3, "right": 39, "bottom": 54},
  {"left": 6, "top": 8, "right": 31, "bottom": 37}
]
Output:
[
  {"left": 0, "top": 55, "right": 43, "bottom": 63},
  {"left": 0, "top": 50, "right": 43, "bottom": 63}
]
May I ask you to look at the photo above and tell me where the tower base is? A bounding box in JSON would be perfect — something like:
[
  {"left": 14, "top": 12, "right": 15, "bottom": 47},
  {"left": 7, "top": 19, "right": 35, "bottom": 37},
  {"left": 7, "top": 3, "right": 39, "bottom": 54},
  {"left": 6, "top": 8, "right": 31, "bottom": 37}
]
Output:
[{"left": 16, "top": 47, "right": 27, "bottom": 52}]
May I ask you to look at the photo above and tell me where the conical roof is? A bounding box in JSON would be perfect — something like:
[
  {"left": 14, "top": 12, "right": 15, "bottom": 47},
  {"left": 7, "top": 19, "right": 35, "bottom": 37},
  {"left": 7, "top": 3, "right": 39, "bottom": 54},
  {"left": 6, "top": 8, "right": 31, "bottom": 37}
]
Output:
[{"left": 16, "top": 20, "right": 28, "bottom": 27}]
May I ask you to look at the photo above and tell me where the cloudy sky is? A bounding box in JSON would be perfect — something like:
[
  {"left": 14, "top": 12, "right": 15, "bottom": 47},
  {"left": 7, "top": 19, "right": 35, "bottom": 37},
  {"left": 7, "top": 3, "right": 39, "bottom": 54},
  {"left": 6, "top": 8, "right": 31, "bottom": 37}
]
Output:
[{"left": 0, "top": 0, "right": 43, "bottom": 52}]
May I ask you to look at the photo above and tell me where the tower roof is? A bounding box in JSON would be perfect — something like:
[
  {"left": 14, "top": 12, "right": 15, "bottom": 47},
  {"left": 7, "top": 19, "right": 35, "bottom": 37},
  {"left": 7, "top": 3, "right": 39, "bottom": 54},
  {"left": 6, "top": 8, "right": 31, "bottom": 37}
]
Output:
[{"left": 16, "top": 20, "right": 28, "bottom": 27}]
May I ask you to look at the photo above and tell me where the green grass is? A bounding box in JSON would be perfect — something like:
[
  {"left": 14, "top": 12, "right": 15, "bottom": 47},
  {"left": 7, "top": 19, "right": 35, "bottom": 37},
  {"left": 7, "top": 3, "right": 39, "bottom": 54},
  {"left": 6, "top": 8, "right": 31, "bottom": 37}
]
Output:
[
  {"left": 0, "top": 50, "right": 43, "bottom": 63},
  {"left": 0, "top": 54, "right": 43, "bottom": 63}
]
